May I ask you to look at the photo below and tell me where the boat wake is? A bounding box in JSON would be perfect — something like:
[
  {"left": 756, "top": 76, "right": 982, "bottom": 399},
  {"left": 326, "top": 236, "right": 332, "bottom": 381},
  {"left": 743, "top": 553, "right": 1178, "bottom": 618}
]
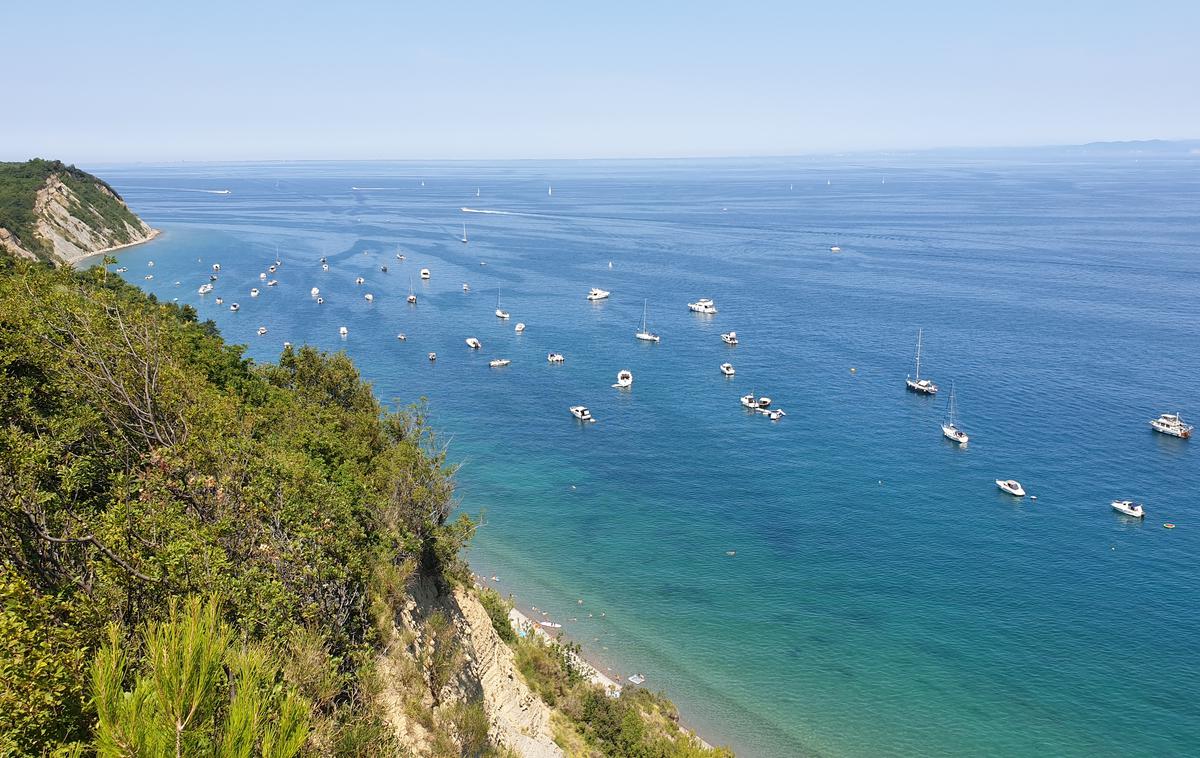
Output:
[
  {"left": 460, "top": 207, "right": 546, "bottom": 218},
  {"left": 121, "top": 186, "right": 231, "bottom": 195}
]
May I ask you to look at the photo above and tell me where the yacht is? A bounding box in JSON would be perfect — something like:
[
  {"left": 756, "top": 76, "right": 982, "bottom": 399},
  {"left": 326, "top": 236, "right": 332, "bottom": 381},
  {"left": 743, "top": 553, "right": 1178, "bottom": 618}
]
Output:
[
  {"left": 547, "top": 352, "right": 565, "bottom": 363},
  {"left": 570, "top": 406, "right": 595, "bottom": 423},
  {"left": 720, "top": 362, "right": 735, "bottom": 376},
  {"left": 635, "top": 300, "right": 660, "bottom": 342},
  {"left": 428, "top": 352, "right": 437, "bottom": 362},
  {"left": 587, "top": 288, "right": 610, "bottom": 301},
  {"left": 250, "top": 288, "right": 259, "bottom": 297},
  {"left": 256, "top": 326, "right": 268, "bottom": 336},
  {"left": 489, "top": 358, "right": 511, "bottom": 368},
  {"left": 1149, "top": 413, "right": 1192, "bottom": 439},
  {"left": 721, "top": 331, "right": 738, "bottom": 345},
  {"left": 941, "top": 383, "right": 969, "bottom": 444},
  {"left": 339, "top": 326, "right": 348, "bottom": 337},
  {"left": 420, "top": 268, "right": 431, "bottom": 280},
  {"left": 1111, "top": 499, "right": 1145, "bottom": 518},
  {"left": 688, "top": 298, "right": 718, "bottom": 314},
  {"left": 905, "top": 329, "right": 938, "bottom": 394},
  {"left": 197, "top": 283, "right": 213, "bottom": 295},
  {"left": 740, "top": 393, "right": 759, "bottom": 409},
  {"left": 229, "top": 303, "right": 239, "bottom": 312},
  {"left": 310, "top": 287, "right": 320, "bottom": 297},
  {"left": 465, "top": 337, "right": 482, "bottom": 349},
  {"left": 364, "top": 293, "right": 374, "bottom": 302},
  {"left": 613, "top": 370, "right": 633, "bottom": 389},
  {"left": 495, "top": 289, "right": 510, "bottom": 319},
  {"left": 995, "top": 479, "right": 1025, "bottom": 497},
  {"left": 515, "top": 323, "right": 526, "bottom": 333}
]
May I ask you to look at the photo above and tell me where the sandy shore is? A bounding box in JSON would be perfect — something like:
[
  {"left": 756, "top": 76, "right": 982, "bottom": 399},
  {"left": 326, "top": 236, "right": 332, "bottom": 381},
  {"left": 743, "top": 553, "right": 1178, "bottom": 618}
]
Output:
[{"left": 67, "top": 227, "right": 161, "bottom": 267}]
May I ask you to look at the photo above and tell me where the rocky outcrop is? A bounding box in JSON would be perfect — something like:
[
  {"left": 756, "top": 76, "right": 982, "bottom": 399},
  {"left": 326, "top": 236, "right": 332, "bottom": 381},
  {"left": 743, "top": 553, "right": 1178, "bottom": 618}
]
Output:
[{"left": 378, "top": 575, "right": 562, "bottom": 757}]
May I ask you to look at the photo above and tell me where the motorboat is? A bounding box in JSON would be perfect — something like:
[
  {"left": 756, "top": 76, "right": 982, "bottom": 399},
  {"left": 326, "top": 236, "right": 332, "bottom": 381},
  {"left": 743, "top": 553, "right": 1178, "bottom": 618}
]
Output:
[
  {"left": 766, "top": 409, "right": 787, "bottom": 421},
  {"left": 515, "top": 323, "right": 526, "bottom": 333},
  {"left": 905, "top": 329, "right": 938, "bottom": 394},
  {"left": 380, "top": 265, "right": 388, "bottom": 273},
  {"left": 635, "top": 300, "right": 660, "bottom": 342},
  {"left": 740, "top": 393, "right": 759, "bottom": 409},
  {"left": 756, "top": 396, "right": 772, "bottom": 409},
  {"left": 721, "top": 331, "right": 738, "bottom": 345},
  {"left": 322, "top": 264, "right": 329, "bottom": 271},
  {"left": 407, "top": 294, "right": 417, "bottom": 304},
  {"left": 463, "top": 283, "right": 470, "bottom": 292},
  {"left": 268, "top": 264, "right": 277, "bottom": 273},
  {"left": 229, "top": 303, "right": 239, "bottom": 311},
  {"left": 197, "top": 283, "right": 213, "bottom": 295},
  {"left": 364, "top": 293, "right": 374, "bottom": 302},
  {"left": 941, "top": 383, "right": 969, "bottom": 444},
  {"left": 489, "top": 358, "right": 511, "bottom": 368},
  {"left": 465, "top": 337, "right": 482, "bottom": 349},
  {"left": 212, "top": 263, "right": 221, "bottom": 272},
  {"left": 1111, "top": 500, "right": 1145, "bottom": 518},
  {"left": 310, "top": 287, "right": 320, "bottom": 297},
  {"left": 316, "top": 297, "right": 324, "bottom": 304},
  {"left": 396, "top": 253, "right": 406, "bottom": 260},
  {"left": 355, "top": 276, "right": 365, "bottom": 285},
  {"left": 117, "top": 267, "right": 128, "bottom": 273},
  {"left": 215, "top": 297, "right": 224, "bottom": 305},
  {"left": 396, "top": 334, "right": 406, "bottom": 341},
  {"left": 586, "top": 288, "right": 610, "bottom": 301},
  {"left": 339, "top": 326, "right": 348, "bottom": 337},
  {"left": 570, "top": 405, "right": 595, "bottom": 422},
  {"left": 267, "top": 279, "right": 278, "bottom": 286},
  {"left": 320, "top": 256, "right": 327, "bottom": 264},
  {"left": 420, "top": 268, "right": 431, "bottom": 280},
  {"left": 613, "top": 370, "right": 633, "bottom": 389},
  {"left": 428, "top": 352, "right": 436, "bottom": 362},
  {"left": 1150, "top": 413, "right": 1192, "bottom": 439},
  {"left": 259, "top": 272, "right": 267, "bottom": 280},
  {"left": 250, "top": 288, "right": 259, "bottom": 297},
  {"left": 547, "top": 352, "right": 565, "bottom": 363},
  {"left": 720, "top": 363, "right": 735, "bottom": 376},
  {"left": 144, "top": 274, "right": 153, "bottom": 280},
  {"left": 688, "top": 298, "right": 718, "bottom": 314},
  {"left": 996, "top": 479, "right": 1026, "bottom": 497},
  {"left": 256, "top": 326, "right": 268, "bottom": 336},
  {"left": 830, "top": 245, "right": 841, "bottom": 253}
]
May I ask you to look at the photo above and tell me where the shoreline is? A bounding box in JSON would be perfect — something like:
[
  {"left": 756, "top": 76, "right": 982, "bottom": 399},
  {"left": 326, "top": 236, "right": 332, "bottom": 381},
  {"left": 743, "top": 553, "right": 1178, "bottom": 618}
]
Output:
[
  {"left": 477, "top": 575, "right": 718, "bottom": 751},
  {"left": 67, "top": 227, "right": 161, "bottom": 266}
]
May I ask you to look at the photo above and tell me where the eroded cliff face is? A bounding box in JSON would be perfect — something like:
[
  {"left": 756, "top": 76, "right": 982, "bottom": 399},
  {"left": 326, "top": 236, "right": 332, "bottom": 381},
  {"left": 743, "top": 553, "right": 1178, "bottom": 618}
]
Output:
[
  {"left": 0, "top": 174, "right": 156, "bottom": 264},
  {"left": 378, "top": 575, "right": 563, "bottom": 757}
]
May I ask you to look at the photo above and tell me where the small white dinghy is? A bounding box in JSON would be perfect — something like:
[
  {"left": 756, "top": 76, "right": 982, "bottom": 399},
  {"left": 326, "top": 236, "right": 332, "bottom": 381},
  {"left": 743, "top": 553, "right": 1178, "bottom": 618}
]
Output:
[
  {"left": 1111, "top": 500, "right": 1145, "bottom": 518},
  {"left": 996, "top": 479, "right": 1026, "bottom": 497},
  {"left": 420, "top": 268, "right": 431, "bottom": 280},
  {"left": 720, "top": 363, "right": 735, "bottom": 376},
  {"left": 339, "top": 326, "right": 348, "bottom": 337},
  {"left": 256, "top": 326, "right": 268, "bottom": 336},
  {"left": 489, "top": 358, "right": 511, "bottom": 368},
  {"left": 570, "top": 406, "right": 595, "bottom": 423},
  {"left": 515, "top": 322, "right": 526, "bottom": 333},
  {"left": 427, "top": 352, "right": 437, "bottom": 362},
  {"left": 613, "top": 369, "right": 633, "bottom": 389},
  {"left": 465, "top": 337, "right": 482, "bottom": 349},
  {"left": 364, "top": 293, "right": 374, "bottom": 302}
]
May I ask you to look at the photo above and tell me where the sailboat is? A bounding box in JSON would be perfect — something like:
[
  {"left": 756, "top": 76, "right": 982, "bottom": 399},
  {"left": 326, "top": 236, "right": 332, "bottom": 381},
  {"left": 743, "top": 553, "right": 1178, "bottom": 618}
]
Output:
[
  {"left": 635, "top": 299, "right": 660, "bottom": 343},
  {"left": 495, "top": 289, "right": 510, "bottom": 319},
  {"left": 407, "top": 277, "right": 417, "bottom": 304},
  {"left": 460, "top": 223, "right": 468, "bottom": 244},
  {"left": 476, "top": 187, "right": 480, "bottom": 197},
  {"left": 548, "top": 184, "right": 553, "bottom": 196},
  {"left": 941, "top": 382, "right": 968, "bottom": 444},
  {"left": 905, "top": 329, "right": 938, "bottom": 394}
]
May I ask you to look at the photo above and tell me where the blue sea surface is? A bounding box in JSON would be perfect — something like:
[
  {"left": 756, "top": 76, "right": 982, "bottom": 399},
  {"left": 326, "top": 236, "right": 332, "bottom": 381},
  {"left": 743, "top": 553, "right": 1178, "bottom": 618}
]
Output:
[{"left": 92, "top": 155, "right": 1199, "bottom": 757}]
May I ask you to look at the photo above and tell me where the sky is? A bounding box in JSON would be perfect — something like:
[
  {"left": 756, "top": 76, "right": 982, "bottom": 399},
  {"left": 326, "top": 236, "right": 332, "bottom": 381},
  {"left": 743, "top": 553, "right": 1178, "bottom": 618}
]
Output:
[{"left": 3, "top": 1, "right": 1198, "bottom": 162}]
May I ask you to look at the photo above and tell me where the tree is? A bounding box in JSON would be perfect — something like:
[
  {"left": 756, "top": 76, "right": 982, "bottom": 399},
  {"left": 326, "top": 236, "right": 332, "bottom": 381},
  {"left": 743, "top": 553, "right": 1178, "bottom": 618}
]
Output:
[{"left": 101, "top": 254, "right": 118, "bottom": 283}]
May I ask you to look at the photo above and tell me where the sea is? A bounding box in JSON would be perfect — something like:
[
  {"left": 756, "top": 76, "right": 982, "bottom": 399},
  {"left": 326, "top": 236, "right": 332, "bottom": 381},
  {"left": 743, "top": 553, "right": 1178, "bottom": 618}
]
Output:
[{"left": 90, "top": 153, "right": 1199, "bottom": 757}]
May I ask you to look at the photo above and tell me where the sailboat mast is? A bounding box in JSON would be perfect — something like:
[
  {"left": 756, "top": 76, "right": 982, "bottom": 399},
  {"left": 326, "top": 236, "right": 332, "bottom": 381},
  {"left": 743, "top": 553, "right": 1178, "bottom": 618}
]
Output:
[
  {"left": 641, "top": 299, "right": 648, "bottom": 331},
  {"left": 914, "top": 329, "right": 923, "bottom": 380}
]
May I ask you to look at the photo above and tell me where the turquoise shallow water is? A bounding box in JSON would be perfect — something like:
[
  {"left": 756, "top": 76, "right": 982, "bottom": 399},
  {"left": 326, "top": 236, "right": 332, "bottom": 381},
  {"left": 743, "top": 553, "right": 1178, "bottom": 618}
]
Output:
[{"left": 93, "top": 156, "right": 1198, "bottom": 757}]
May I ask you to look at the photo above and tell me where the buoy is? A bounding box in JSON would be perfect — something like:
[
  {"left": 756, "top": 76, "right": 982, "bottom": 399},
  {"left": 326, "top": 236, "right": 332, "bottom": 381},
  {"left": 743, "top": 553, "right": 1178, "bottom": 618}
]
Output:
[{"left": 1164, "top": 523, "right": 1175, "bottom": 529}]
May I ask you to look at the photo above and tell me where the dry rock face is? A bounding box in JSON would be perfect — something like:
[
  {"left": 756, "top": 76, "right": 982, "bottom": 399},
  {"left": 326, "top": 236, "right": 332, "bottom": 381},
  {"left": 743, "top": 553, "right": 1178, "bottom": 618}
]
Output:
[{"left": 0, "top": 174, "right": 156, "bottom": 264}]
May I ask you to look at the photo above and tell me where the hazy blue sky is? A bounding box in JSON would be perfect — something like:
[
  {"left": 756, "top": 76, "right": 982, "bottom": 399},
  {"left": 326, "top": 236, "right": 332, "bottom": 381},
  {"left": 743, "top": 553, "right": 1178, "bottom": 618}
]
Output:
[{"left": 4, "top": 1, "right": 1197, "bottom": 161}]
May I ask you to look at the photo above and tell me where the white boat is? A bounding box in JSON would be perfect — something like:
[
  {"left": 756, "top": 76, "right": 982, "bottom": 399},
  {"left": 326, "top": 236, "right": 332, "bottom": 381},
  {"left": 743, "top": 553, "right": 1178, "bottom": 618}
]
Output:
[
  {"left": 197, "top": 283, "right": 213, "bottom": 295},
  {"left": 256, "top": 326, "right": 268, "bottom": 336},
  {"left": 635, "top": 300, "right": 660, "bottom": 342},
  {"left": 830, "top": 245, "right": 841, "bottom": 253},
  {"left": 570, "top": 405, "right": 595, "bottom": 422},
  {"left": 1149, "top": 413, "right": 1192, "bottom": 439},
  {"left": 721, "top": 331, "right": 738, "bottom": 345},
  {"left": 116, "top": 267, "right": 128, "bottom": 273},
  {"left": 460, "top": 224, "right": 468, "bottom": 244},
  {"left": 212, "top": 263, "right": 221, "bottom": 272},
  {"left": 396, "top": 253, "right": 406, "bottom": 260},
  {"left": 268, "top": 265, "right": 277, "bottom": 273},
  {"left": 259, "top": 272, "right": 267, "bottom": 280},
  {"left": 495, "top": 289, "right": 509, "bottom": 319},
  {"left": 229, "top": 303, "right": 239, "bottom": 311},
  {"left": 766, "top": 408, "right": 787, "bottom": 421},
  {"left": 407, "top": 278, "right": 417, "bottom": 303},
  {"left": 1111, "top": 500, "right": 1145, "bottom": 518},
  {"left": 587, "top": 288, "right": 610, "bottom": 301},
  {"left": 628, "top": 674, "right": 646, "bottom": 686},
  {"left": 144, "top": 275, "right": 153, "bottom": 280},
  {"left": 355, "top": 276, "right": 365, "bottom": 285},
  {"left": 547, "top": 352, "right": 565, "bottom": 363},
  {"left": 316, "top": 297, "right": 324, "bottom": 304},
  {"left": 538, "top": 620, "right": 562, "bottom": 629},
  {"left": 515, "top": 323, "right": 526, "bottom": 333},
  {"left": 250, "top": 288, "right": 259, "bottom": 297},
  {"left": 548, "top": 184, "right": 553, "bottom": 196},
  {"left": 310, "top": 287, "right": 320, "bottom": 297},
  {"left": 463, "top": 283, "right": 470, "bottom": 292},
  {"left": 364, "top": 293, "right": 374, "bottom": 302},
  {"left": 396, "top": 334, "right": 406, "bottom": 341},
  {"left": 428, "top": 352, "right": 437, "bottom": 362},
  {"left": 489, "top": 358, "right": 511, "bottom": 368},
  {"left": 941, "top": 383, "right": 969, "bottom": 444},
  {"left": 420, "top": 268, "right": 431, "bottom": 280},
  {"left": 215, "top": 297, "right": 224, "bottom": 305},
  {"left": 267, "top": 280, "right": 278, "bottom": 286},
  {"left": 720, "top": 363, "right": 735, "bottom": 376},
  {"left": 339, "top": 326, "right": 348, "bottom": 337},
  {"left": 466, "top": 337, "right": 482, "bottom": 349},
  {"left": 740, "top": 393, "right": 759, "bottom": 409},
  {"left": 613, "top": 370, "right": 633, "bottom": 389},
  {"left": 688, "top": 298, "right": 718, "bottom": 314},
  {"left": 322, "top": 264, "right": 329, "bottom": 271},
  {"left": 905, "top": 329, "right": 938, "bottom": 394},
  {"left": 996, "top": 479, "right": 1026, "bottom": 497}
]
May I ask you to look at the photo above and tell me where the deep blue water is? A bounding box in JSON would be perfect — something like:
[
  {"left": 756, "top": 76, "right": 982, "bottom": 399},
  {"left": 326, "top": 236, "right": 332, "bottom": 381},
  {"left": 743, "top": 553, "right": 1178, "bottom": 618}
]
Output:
[{"left": 91, "top": 156, "right": 1199, "bottom": 757}]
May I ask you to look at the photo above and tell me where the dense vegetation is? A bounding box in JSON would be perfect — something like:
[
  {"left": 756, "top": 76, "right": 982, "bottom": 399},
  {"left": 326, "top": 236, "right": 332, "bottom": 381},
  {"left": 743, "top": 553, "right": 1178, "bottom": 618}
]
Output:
[
  {"left": 0, "top": 159, "right": 143, "bottom": 261},
  {"left": 0, "top": 256, "right": 470, "bottom": 754}
]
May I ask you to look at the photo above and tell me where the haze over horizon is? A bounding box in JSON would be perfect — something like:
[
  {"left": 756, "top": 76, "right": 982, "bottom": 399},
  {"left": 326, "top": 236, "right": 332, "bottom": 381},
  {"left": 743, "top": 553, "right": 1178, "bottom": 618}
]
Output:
[{"left": 5, "top": 1, "right": 1198, "bottom": 162}]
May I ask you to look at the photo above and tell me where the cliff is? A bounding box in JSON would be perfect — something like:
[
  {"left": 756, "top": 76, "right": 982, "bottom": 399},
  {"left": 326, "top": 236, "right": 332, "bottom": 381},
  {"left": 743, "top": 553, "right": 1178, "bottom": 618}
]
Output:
[{"left": 0, "top": 159, "right": 156, "bottom": 265}]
